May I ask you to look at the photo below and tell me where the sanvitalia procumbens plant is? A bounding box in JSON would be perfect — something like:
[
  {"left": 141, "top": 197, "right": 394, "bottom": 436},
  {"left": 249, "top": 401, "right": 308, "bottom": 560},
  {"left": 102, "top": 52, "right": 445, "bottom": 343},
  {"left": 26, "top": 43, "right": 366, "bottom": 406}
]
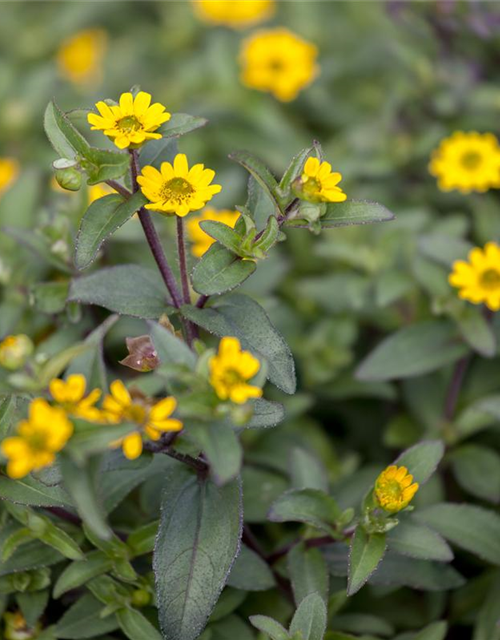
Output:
[{"left": 0, "top": 88, "right": 464, "bottom": 640}]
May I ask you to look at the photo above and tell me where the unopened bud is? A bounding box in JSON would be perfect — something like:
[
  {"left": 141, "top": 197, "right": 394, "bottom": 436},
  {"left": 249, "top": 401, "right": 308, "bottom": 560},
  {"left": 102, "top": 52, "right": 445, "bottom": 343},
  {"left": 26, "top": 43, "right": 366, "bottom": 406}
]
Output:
[
  {"left": 131, "top": 588, "right": 151, "bottom": 607},
  {"left": 54, "top": 166, "right": 82, "bottom": 192},
  {"left": 0, "top": 334, "right": 34, "bottom": 371}
]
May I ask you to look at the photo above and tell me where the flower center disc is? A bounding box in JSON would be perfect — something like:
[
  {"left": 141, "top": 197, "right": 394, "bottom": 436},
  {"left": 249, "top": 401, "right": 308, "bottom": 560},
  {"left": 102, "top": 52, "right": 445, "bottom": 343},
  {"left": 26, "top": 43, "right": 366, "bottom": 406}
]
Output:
[
  {"left": 461, "top": 151, "right": 482, "bottom": 170},
  {"left": 223, "top": 369, "right": 244, "bottom": 386},
  {"left": 480, "top": 268, "right": 500, "bottom": 290},
  {"left": 302, "top": 176, "right": 321, "bottom": 197},
  {"left": 161, "top": 178, "right": 194, "bottom": 203},
  {"left": 125, "top": 403, "right": 147, "bottom": 424},
  {"left": 118, "top": 115, "right": 142, "bottom": 132}
]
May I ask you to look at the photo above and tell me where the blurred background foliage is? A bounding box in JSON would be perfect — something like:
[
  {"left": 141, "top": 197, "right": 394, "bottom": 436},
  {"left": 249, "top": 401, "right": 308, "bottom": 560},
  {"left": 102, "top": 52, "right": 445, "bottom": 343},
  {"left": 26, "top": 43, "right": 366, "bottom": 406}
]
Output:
[{"left": 1, "top": 2, "right": 500, "bottom": 638}]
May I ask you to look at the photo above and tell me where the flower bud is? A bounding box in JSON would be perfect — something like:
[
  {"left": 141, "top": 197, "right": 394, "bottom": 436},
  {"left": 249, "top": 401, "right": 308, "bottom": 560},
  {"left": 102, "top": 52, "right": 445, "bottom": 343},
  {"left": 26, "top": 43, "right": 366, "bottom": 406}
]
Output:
[
  {"left": 0, "top": 334, "right": 34, "bottom": 370},
  {"left": 131, "top": 588, "right": 151, "bottom": 607},
  {"left": 54, "top": 166, "right": 82, "bottom": 192}
]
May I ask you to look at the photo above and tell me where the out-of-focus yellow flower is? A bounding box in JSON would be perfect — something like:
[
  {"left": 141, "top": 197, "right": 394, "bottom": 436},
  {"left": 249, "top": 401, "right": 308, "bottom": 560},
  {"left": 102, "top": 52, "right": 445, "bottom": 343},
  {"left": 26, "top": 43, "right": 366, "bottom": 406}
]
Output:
[
  {"left": 240, "top": 28, "right": 319, "bottom": 101},
  {"left": 0, "top": 158, "right": 20, "bottom": 196},
  {"left": 49, "top": 374, "right": 103, "bottom": 422},
  {"left": 57, "top": 28, "right": 107, "bottom": 85},
  {"left": 1, "top": 399, "right": 73, "bottom": 479},
  {"left": 137, "top": 153, "right": 222, "bottom": 217},
  {"left": 88, "top": 182, "right": 115, "bottom": 204},
  {"left": 186, "top": 207, "right": 240, "bottom": 257},
  {"left": 297, "top": 157, "right": 347, "bottom": 203},
  {"left": 375, "top": 465, "right": 419, "bottom": 513},
  {"left": 88, "top": 91, "right": 171, "bottom": 150},
  {"left": 449, "top": 242, "right": 500, "bottom": 311},
  {"left": 192, "top": 0, "right": 275, "bottom": 28},
  {"left": 209, "top": 336, "right": 262, "bottom": 404},
  {"left": 429, "top": 131, "right": 500, "bottom": 194},
  {"left": 102, "top": 380, "right": 182, "bottom": 460},
  {"left": 4, "top": 610, "right": 41, "bottom": 640},
  {"left": 0, "top": 334, "right": 33, "bottom": 371}
]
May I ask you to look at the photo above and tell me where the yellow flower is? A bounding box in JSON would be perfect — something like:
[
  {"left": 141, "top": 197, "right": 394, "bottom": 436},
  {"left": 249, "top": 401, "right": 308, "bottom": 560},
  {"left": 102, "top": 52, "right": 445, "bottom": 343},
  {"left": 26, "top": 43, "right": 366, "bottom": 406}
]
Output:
[
  {"left": 102, "top": 380, "right": 183, "bottom": 460},
  {"left": 298, "top": 157, "right": 347, "bottom": 203},
  {"left": 0, "top": 158, "right": 20, "bottom": 196},
  {"left": 449, "top": 242, "right": 500, "bottom": 311},
  {"left": 375, "top": 465, "right": 419, "bottom": 513},
  {"left": 57, "top": 29, "right": 107, "bottom": 85},
  {"left": 49, "top": 374, "right": 103, "bottom": 422},
  {"left": 209, "top": 336, "right": 262, "bottom": 404},
  {"left": 193, "top": 0, "right": 275, "bottom": 28},
  {"left": 1, "top": 399, "right": 73, "bottom": 479},
  {"left": 429, "top": 131, "right": 500, "bottom": 194},
  {"left": 4, "top": 610, "right": 41, "bottom": 640},
  {"left": 0, "top": 334, "right": 33, "bottom": 371},
  {"left": 89, "top": 182, "right": 115, "bottom": 204},
  {"left": 240, "top": 28, "right": 319, "bottom": 102},
  {"left": 88, "top": 92, "right": 171, "bottom": 150},
  {"left": 186, "top": 207, "right": 240, "bottom": 257},
  {"left": 137, "top": 154, "right": 222, "bottom": 217}
]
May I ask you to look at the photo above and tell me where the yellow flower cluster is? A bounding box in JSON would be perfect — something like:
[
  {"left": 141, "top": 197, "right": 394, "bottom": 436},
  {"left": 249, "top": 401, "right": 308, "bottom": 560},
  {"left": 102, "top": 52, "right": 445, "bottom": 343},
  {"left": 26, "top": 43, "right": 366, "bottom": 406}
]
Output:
[
  {"left": 0, "top": 158, "right": 19, "bottom": 197},
  {"left": 186, "top": 208, "right": 240, "bottom": 257},
  {"left": 374, "top": 465, "right": 419, "bottom": 513},
  {"left": 240, "top": 28, "right": 319, "bottom": 101},
  {"left": 429, "top": 131, "right": 500, "bottom": 193},
  {"left": 209, "top": 336, "right": 262, "bottom": 404},
  {"left": 449, "top": 242, "right": 500, "bottom": 312},
  {"left": 193, "top": 0, "right": 275, "bottom": 28},
  {"left": 57, "top": 29, "right": 107, "bottom": 85}
]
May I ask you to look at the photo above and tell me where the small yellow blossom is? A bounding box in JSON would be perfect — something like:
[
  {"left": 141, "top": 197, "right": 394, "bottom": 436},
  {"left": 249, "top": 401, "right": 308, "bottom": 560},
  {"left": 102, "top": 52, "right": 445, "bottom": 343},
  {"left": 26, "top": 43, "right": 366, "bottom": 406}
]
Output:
[
  {"left": 0, "top": 334, "right": 34, "bottom": 371},
  {"left": 57, "top": 29, "right": 107, "bottom": 85},
  {"left": 240, "top": 28, "right": 319, "bottom": 102},
  {"left": 0, "top": 158, "right": 20, "bottom": 196},
  {"left": 375, "top": 465, "right": 419, "bottom": 513},
  {"left": 193, "top": 0, "right": 275, "bottom": 28},
  {"left": 186, "top": 207, "right": 240, "bottom": 257},
  {"left": 137, "top": 154, "right": 222, "bottom": 217},
  {"left": 49, "top": 374, "right": 103, "bottom": 422},
  {"left": 1, "top": 399, "right": 73, "bottom": 479},
  {"left": 4, "top": 611, "right": 41, "bottom": 640},
  {"left": 429, "top": 131, "right": 500, "bottom": 194},
  {"left": 89, "top": 182, "right": 115, "bottom": 204},
  {"left": 298, "top": 157, "right": 347, "bottom": 203},
  {"left": 449, "top": 242, "right": 500, "bottom": 311},
  {"left": 102, "top": 380, "right": 182, "bottom": 460},
  {"left": 88, "top": 91, "right": 171, "bottom": 150},
  {"left": 209, "top": 336, "right": 262, "bottom": 404}
]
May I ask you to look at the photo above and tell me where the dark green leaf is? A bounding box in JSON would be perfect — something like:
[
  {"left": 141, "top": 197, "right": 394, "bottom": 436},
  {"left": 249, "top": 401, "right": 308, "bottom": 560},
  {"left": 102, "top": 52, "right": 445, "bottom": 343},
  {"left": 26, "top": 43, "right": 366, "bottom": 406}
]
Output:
[
  {"left": 0, "top": 475, "right": 71, "bottom": 508},
  {"left": 450, "top": 445, "right": 500, "bottom": 503},
  {"left": 268, "top": 488, "right": 340, "bottom": 535},
  {"left": 149, "top": 320, "right": 196, "bottom": 368},
  {"left": 182, "top": 294, "right": 296, "bottom": 394},
  {"left": 187, "top": 422, "right": 242, "bottom": 486},
  {"left": 227, "top": 544, "right": 275, "bottom": 591},
  {"left": 413, "top": 621, "right": 448, "bottom": 640},
  {"left": 199, "top": 220, "right": 242, "bottom": 255},
  {"left": 250, "top": 615, "right": 289, "bottom": 640},
  {"left": 75, "top": 191, "right": 148, "bottom": 271},
  {"left": 369, "top": 552, "right": 465, "bottom": 591},
  {"left": 154, "top": 465, "right": 242, "bottom": 640},
  {"left": 117, "top": 607, "right": 162, "bottom": 640},
  {"left": 347, "top": 528, "right": 386, "bottom": 596},
  {"left": 56, "top": 594, "right": 118, "bottom": 639},
  {"left": 394, "top": 440, "right": 445, "bottom": 485},
  {"left": 289, "top": 593, "right": 327, "bottom": 640},
  {"left": 30, "top": 281, "right": 69, "bottom": 314},
  {"left": 387, "top": 520, "right": 453, "bottom": 562},
  {"left": 159, "top": 113, "right": 208, "bottom": 139},
  {"left": 288, "top": 543, "right": 329, "bottom": 605},
  {"left": 69, "top": 266, "right": 170, "bottom": 318},
  {"left": 290, "top": 447, "right": 329, "bottom": 493},
  {"left": 230, "top": 150, "right": 282, "bottom": 214},
  {"left": 418, "top": 234, "right": 472, "bottom": 267},
  {"left": 245, "top": 399, "right": 285, "bottom": 429},
  {"left": 192, "top": 244, "right": 256, "bottom": 296},
  {"left": 53, "top": 550, "right": 112, "bottom": 599}
]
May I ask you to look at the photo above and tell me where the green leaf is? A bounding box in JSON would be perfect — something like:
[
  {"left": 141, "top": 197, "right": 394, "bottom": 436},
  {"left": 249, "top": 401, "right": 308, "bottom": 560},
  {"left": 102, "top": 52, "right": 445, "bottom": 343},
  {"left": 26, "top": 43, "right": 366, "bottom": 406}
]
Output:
[
  {"left": 69, "top": 266, "right": 170, "bottom": 318},
  {"left": 246, "top": 399, "right": 285, "bottom": 429},
  {"left": 268, "top": 488, "right": 340, "bottom": 535},
  {"left": 250, "top": 615, "right": 290, "bottom": 640},
  {"left": 117, "top": 607, "right": 162, "bottom": 640},
  {"left": 149, "top": 320, "right": 196, "bottom": 368},
  {"left": 290, "top": 447, "right": 329, "bottom": 493},
  {"left": 0, "top": 395, "right": 17, "bottom": 439},
  {"left": 449, "top": 445, "right": 500, "bottom": 503},
  {"left": 192, "top": 244, "right": 256, "bottom": 296},
  {"left": 182, "top": 294, "right": 296, "bottom": 394},
  {"left": 187, "top": 422, "right": 242, "bottom": 486},
  {"left": 356, "top": 320, "right": 467, "bottom": 381},
  {"left": 0, "top": 475, "right": 71, "bottom": 508},
  {"left": 75, "top": 191, "right": 148, "bottom": 271},
  {"left": 53, "top": 550, "right": 113, "bottom": 599},
  {"left": 289, "top": 593, "right": 327, "bottom": 640},
  {"left": 473, "top": 571, "right": 500, "bottom": 640},
  {"left": 127, "top": 520, "right": 158, "bottom": 557},
  {"left": 394, "top": 440, "right": 445, "bottom": 485},
  {"left": 413, "top": 621, "right": 448, "bottom": 640},
  {"left": 56, "top": 593, "right": 119, "bottom": 639},
  {"left": 456, "top": 306, "right": 497, "bottom": 358},
  {"left": 418, "top": 233, "right": 472, "bottom": 267},
  {"left": 2, "top": 226, "right": 72, "bottom": 274},
  {"left": 59, "top": 455, "right": 112, "bottom": 541},
  {"left": 279, "top": 147, "right": 313, "bottom": 194},
  {"left": 16, "top": 589, "right": 49, "bottom": 627},
  {"left": 0, "top": 524, "right": 65, "bottom": 576},
  {"left": 368, "top": 552, "right": 464, "bottom": 591},
  {"left": 229, "top": 150, "right": 282, "bottom": 214},
  {"left": 44, "top": 101, "right": 80, "bottom": 159},
  {"left": 387, "top": 520, "right": 453, "bottom": 562},
  {"left": 416, "top": 503, "right": 500, "bottom": 566},
  {"left": 37, "top": 343, "right": 89, "bottom": 388},
  {"left": 320, "top": 200, "right": 395, "bottom": 228},
  {"left": 347, "top": 528, "right": 387, "bottom": 596},
  {"left": 159, "top": 113, "right": 208, "bottom": 139},
  {"left": 288, "top": 543, "right": 329, "bottom": 605},
  {"left": 139, "top": 137, "right": 177, "bottom": 169},
  {"left": 243, "top": 466, "right": 288, "bottom": 523},
  {"left": 154, "top": 465, "right": 242, "bottom": 640},
  {"left": 30, "top": 281, "right": 69, "bottom": 314},
  {"left": 227, "top": 544, "right": 275, "bottom": 591},
  {"left": 199, "top": 220, "right": 242, "bottom": 255}
]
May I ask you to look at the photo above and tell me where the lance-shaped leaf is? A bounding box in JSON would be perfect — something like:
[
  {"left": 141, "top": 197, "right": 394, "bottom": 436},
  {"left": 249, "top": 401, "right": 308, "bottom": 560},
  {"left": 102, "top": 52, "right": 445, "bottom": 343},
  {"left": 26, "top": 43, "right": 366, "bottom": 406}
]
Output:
[
  {"left": 279, "top": 146, "right": 313, "bottom": 194},
  {"left": 289, "top": 593, "right": 327, "bottom": 640},
  {"left": 186, "top": 422, "right": 242, "bottom": 486},
  {"left": 117, "top": 607, "right": 163, "bottom": 640},
  {"left": 287, "top": 200, "right": 395, "bottom": 229},
  {"left": 387, "top": 520, "right": 453, "bottom": 562},
  {"left": 199, "top": 220, "right": 242, "bottom": 255},
  {"left": 227, "top": 544, "right": 275, "bottom": 591},
  {"left": 449, "top": 444, "right": 500, "bottom": 503},
  {"left": 250, "top": 616, "right": 290, "bottom": 640},
  {"left": 158, "top": 113, "right": 208, "bottom": 139},
  {"left": 75, "top": 191, "right": 148, "bottom": 270},
  {"left": 229, "top": 150, "right": 282, "bottom": 214},
  {"left": 268, "top": 488, "right": 341, "bottom": 535},
  {"left": 69, "top": 266, "right": 171, "bottom": 319},
  {"left": 245, "top": 398, "right": 285, "bottom": 429},
  {"left": 393, "top": 440, "right": 444, "bottom": 485},
  {"left": 153, "top": 465, "right": 242, "bottom": 640},
  {"left": 347, "top": 527, "right": 387, "bottom": 596},
  {"left": 288, "top": 543, "right": 329, "bottom": 605},
  {"left": 149, "top": 320, "right": 197, "bottom": 369},
  {"left": 0, "top": 475, "right": 72, "bottom": 508},
  {"left": 182, "top": 294, "right": 296, "bottom": 394},
  {"left": 192, "top": 244, "right": 256, "bottom": 296}
]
